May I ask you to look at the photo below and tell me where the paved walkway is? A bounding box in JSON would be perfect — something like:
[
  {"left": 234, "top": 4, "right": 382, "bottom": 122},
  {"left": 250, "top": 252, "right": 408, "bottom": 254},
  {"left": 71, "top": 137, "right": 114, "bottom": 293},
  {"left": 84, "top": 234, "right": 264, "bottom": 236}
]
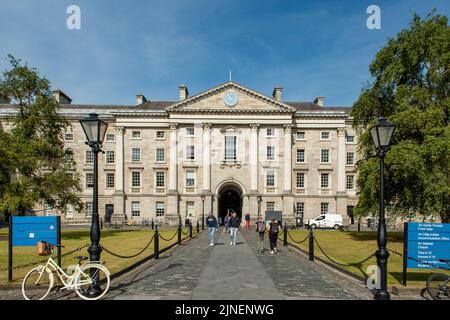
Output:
[{"left": 107, "top": 228, "right": 372, "bottom": 300}]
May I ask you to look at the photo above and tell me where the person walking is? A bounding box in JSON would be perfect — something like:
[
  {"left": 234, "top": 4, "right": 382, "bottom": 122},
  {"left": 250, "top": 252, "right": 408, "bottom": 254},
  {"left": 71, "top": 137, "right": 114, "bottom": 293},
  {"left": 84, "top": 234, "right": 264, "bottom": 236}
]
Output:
[
  {"left": 224, "top": 211, "right": 231, "bottom": 234},
  {"left": 255, "top": 215, "right": 266, "bottom": 254},
  {"left": 244, "top": 212, "right": 251, "bottom": 229},
  {"left": 205, "top": 213, "right": 218, "bottom": 247},
  {"left": 268, "top": 217, "right": 282, "bottom": 254},
  {"left": 228, "top": 211, "right": 240, "bottom": 245}
]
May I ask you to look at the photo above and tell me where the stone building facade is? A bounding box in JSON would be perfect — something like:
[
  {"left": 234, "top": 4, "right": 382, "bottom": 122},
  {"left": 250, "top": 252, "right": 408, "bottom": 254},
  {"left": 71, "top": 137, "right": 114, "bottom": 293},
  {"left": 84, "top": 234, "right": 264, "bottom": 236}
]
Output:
[{"left": 0, "top": 82, "right": 359, "bottom": 226}]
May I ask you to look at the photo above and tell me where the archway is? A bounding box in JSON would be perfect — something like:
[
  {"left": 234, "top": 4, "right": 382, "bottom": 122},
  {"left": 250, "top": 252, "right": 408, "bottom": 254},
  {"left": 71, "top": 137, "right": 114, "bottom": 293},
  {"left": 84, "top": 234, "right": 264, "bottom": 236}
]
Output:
[{"left": 218, "top": 183, "right": 243, "bottom": 225}]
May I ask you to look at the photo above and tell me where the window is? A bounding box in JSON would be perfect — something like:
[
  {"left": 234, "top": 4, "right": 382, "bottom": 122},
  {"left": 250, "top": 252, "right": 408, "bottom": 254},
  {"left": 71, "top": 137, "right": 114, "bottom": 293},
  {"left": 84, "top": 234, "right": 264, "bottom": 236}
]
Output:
[
  {"left": 65, "top": 149, "right": 74, "bottom": 163},
  {"left": 266, "top": 171, "right": 275, "bottom": 187},
  {"left": 85, "top": 173, "right": 94, "bottom": 188},
  {"left": 320, "top": 202, "right": 329, "bottom": 215},
  {"left": 156, "top": 131, "right": 165, "bottom": 139},
  {"left": 321, "top": 131, "right": 330, "bottom": 140},
  {"left": 186, "top": 127, "right": 194, "bottom": 136},
  {"left": 296, "top": 131, "right": 306, "bottom": 140},
  {"left": 85, "top": 202, "right": 93, "bottom": 216},
  {"left": 85, "top": 150, "right": 94, "bottom": 164},
  {"left": 346, "top": 175, "right": 355, "bottom": 190},
  {"left": 186, "top": 170, "right": 195, "bottom": 187},
  {"left": 186, "top": 146, "right": 195, "bottom": 160},
  {"left": 267, "top": 128, "right": 275, "bottom": 136},
  {"left": 156, "top": 148, "right": 165, "bottom": 162},
  {"left": 156, "top": 202, "right": 165, "bottom": 216},
  {"left": 266, "top": 202, "right": 275, "bottom": 212},
  {"left": 321, "top": 149, "right": 329, "bottom": 163},
  {"left": 296, "top": 149, "right": 305, "bottom": 163},
  {"left": 266, "top": 146, "right": 275, "bottom": 160},
  {"left": 321, "top": 173, "right": 329, "bottom": 188},
  {"left": 346, "top": 135, "right": 355, "bottom": 143},
  {"left": 224, "top": 136, "right": 237, "bottom": 161},
  {"left": 156, "top": 171, "right": 165, "bottom": 187},
  {"left": 131, "top": 201, "right": 140, "bottom": 217},
  {"left": 296, "top": 202, "right": 304, "bottom": 218},
  {"left": 132, "top": 148, "right": 141, "bottom": 162},
  {"left": 346, "top": 152, "right": 355, "bottom": 165},
  {"left": 64, "top": 132, "right": 74, "bottom": 141},
  {"left": 131, "top": 131, "right": 141, "bottom": 139},
  {"left": 106, "top": 150, "right": 115, "bottom": 164},
  {"left": 132, "top": 171, "right": 141, "bottom": 187},
  {"left": 106, "top": 173, "right": 115, "bottom": 188},
  {"left": 186, "top": 201, "right": 194, "bottom": 217},
  {"left": 296, "top": 172, "right": 305, "bottom": 188},
  {"left": 105, "top": 133, "right": 115, "bottom": 142}
]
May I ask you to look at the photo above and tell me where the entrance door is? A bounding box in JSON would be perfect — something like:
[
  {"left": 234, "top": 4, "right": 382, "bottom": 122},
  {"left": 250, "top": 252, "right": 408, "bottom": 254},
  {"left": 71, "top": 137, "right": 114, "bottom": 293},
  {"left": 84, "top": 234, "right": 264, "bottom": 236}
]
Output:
[
  {"left": 105, "top": 204, "right": 114, "bottom": 223},
  {"left": 218, "top": 184, "right": 242, "bottom": 225}
]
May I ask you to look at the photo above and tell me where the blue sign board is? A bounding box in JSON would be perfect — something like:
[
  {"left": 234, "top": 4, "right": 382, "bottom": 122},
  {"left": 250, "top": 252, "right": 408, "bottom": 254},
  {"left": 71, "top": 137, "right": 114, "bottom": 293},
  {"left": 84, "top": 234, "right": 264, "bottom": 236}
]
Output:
[
  {"left": 407, "top": 222, "right": 450, "bottom": 269},
  {"left": 12, "top": 216, "right": 58, "bottom": 247}
]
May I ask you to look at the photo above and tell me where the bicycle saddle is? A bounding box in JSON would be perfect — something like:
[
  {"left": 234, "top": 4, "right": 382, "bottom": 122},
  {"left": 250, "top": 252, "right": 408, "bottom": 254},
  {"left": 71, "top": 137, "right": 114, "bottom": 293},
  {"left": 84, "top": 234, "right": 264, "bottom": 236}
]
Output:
[{"left": 74, "top": 256, "right": 88, "bottom": 261}]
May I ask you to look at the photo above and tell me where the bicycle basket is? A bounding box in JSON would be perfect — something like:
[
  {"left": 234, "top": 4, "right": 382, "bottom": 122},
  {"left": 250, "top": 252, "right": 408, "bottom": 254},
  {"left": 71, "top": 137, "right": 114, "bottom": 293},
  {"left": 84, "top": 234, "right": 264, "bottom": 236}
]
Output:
[{"left": 36, "top": 241, "right": 52, "bottom": 256}]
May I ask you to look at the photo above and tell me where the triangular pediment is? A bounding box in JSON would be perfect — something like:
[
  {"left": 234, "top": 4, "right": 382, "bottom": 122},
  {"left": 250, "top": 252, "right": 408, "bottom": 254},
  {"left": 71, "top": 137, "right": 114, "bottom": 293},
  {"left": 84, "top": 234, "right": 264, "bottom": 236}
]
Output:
[{"left": 167, "top": 82, "right": 295, "bottom": 113}]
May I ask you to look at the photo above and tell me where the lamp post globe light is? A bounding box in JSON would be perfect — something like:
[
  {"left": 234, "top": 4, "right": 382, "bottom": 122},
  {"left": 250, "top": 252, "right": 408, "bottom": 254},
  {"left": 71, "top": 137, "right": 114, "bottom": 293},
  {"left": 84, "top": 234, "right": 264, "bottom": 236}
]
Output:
[
  {"left": 79, "top": 113, "right": 108, "bottom": 296},
  {"left": 201, "top": 195, "right": 206, "bottom": 230},
  {"left": 370, "top": 116, "right": 395, "bottom": 301}
]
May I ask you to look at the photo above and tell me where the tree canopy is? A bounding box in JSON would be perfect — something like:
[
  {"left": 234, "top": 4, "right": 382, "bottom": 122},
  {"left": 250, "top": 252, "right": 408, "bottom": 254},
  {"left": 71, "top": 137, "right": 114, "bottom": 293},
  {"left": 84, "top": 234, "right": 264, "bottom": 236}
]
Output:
[
  {"left": 0, "top": 55, "right": 82, "bottom": 217},
  {"left": 352, "top": 12, "right": 450, "bottom": 222}
]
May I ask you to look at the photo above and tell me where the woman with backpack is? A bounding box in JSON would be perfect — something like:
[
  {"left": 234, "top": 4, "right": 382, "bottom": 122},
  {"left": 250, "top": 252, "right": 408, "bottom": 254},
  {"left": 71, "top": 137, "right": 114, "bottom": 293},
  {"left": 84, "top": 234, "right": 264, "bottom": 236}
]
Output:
[
  {"left": 268, "top": 217, "right": 282, "bottom": 254},
  {"left": 255, "top": 215, "right": 266, "bottom": 254}
]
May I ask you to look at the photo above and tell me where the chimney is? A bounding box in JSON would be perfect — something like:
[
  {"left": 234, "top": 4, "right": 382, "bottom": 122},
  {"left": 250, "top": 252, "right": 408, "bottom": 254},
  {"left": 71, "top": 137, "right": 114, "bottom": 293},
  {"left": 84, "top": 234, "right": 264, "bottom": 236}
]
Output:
[
  {"left": 52, "top": 89, "right": 72, "bottom": 104},
  {"left": 136, "top": 93, "right": 147, "bottom": 106},
  {"left": 313, "top": 96, "right": 325, "bottom": 107},
  {"left": 272, "top": 85, "right": 283, "bottom": 101},
  {"left": 179, "top": 84, "right": 189, "bottom": 101}
]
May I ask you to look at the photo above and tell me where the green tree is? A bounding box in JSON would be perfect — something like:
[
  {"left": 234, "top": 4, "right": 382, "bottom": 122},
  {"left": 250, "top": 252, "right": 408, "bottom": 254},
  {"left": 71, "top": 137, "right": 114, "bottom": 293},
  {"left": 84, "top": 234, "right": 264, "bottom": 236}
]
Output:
[
  {"left": 0, "top": 55, "right": 83, "bottom": 217},
  {"left": 352, "top": 12, "right": 450, "bottom": 222}
]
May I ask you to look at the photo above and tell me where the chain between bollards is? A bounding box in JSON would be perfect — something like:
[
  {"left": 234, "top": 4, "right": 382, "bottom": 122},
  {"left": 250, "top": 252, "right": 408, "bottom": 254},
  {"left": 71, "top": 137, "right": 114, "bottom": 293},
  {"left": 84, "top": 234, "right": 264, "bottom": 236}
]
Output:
[
  {"left": 154, "top": 225, "right": 159, "bottom": 259},
  {"left": 309, "top": 228, "right": 314, "bottom": 261}
]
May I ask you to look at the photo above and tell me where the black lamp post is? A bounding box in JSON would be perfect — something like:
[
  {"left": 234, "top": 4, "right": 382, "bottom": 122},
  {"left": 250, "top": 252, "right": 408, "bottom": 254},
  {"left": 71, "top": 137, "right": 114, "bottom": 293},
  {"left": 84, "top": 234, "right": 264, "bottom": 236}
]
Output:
[
  {"left": 370, "top": 116, "right": 395, "bottom": 301},
  {"left": 80, "top": 113, "right": 108, "bottom": 296},
  {"left": 257, "top": 195, "right": 262, "bottom": 217},
  {"left": 201, "top": 195, "right": 206, "bottom": 230}
]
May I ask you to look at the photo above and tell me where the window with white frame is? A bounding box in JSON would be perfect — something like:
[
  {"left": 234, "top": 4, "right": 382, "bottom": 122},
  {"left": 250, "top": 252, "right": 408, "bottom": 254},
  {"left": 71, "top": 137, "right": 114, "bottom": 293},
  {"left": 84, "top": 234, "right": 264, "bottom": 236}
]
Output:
[
  {"left": 320, "top": 131, "right": 330, "bottom": 140},
  {"left": 156, "top": 148, "right": 165, "bottom": 162},
  {"left": 346, "top": 175, "right": 355, "bottom": 190},
  {"left": 131, "top": 171, "right": 141, "bottom": 187},
  {"left": 186, "top": 201, "right": 194, "bottom": 217},
  {"left": 296, "top": 131, "right": 306, "bottom": 140},
  {"left": 224, "top": 136, "right": 237, "bottom": 161},
  {"left": 156, "top": 202, "right": 165, "bottom": 216},
  {"left": 266, "top": 171, "right": 275, "bottom": 187},
  {"left": 186, "top": 127, "right": 194, "bottom": 136},
  {"left": 266, "top": 146, "right": 275, "bottom": 160},
  {"left": 266, "top": 202, "right": 275, "bottom": 212},
  {"left": 64, "top": 132, "right": 74, "bottom": 141},
  {"left": 132, "top": 148, "right": 141, "bottom": 162},
  {"left": 186, "top": 145, "right": 195, "bottom": 160},
  {"left": 156, "top": 131, "right": 165, "bottom": 139},
  {"left": 106, "top": 150, "right": 115, "bottom": 164},
  {"left": 106, "top": 172, "right": 115, "bottom": 188},
  {"left": 85, "top": 173, "right": 94, "bottom": 188},
  {"left": 321, "top": 149, "right": 330, "bottom": 163},
  {"left": 85, "top": 202, "right": 93, "bottom": 216},
  {"left": 296, "top": 202, "right": 304, "bottom": 218},
  {"left": 85, "top": 150, "right": 94, "bottom": 164},
  {"left": 131, "top": 201, "right": 140, "bottom": 217},
  {"left": 320, "top": 173, "right": 329, "bottom": 188},
  {"left": 131, "top": 130, "right": 141, "bottom": 139},
  {"left": 296, "top": 172, "right": 305, "bottom": 188},
  {"left": 185, "top": 170, "right": 195, "bottom": 187},
  {"left": 296, "top": 149, "right": 305, "bottom": 163},
  {"left": 65, "top": 149, "right": 74, "bottom": 163},
  {"left": 266, "top": 128, "right": 275, "bottom": 136},
  {"left": 320, "top": 202, "right": 329, "bottom": 215},
  {"left": 346, "top": 134, "right": 355, "bottom": 143},
  {"left": 105, "top": 133, "right": 115, "bottom": 142},
  {"left": 156, "top": 171, "right": 165, "bottom": 188},
  {"left": 346, "top": 152, "right": 355, "bottom": 165}
]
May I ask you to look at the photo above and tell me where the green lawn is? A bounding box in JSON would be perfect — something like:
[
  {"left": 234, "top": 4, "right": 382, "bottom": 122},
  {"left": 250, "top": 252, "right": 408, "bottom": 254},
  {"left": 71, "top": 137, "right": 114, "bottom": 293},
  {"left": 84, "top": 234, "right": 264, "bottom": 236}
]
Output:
[
  {"left": 0, "top": 227, "right": 194, "bottom": 285},
  {"left": 286, "top": 229, "right": 450, "bottom": 288}
]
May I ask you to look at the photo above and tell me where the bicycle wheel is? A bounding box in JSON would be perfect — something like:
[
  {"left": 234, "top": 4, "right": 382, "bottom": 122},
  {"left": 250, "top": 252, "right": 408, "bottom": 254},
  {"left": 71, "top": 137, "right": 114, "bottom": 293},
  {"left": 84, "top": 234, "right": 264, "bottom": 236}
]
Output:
[
  {"left": 22, "top": 266, "right": 54, "bottom": 300},
  {"left": 426, "top": 273, "right": 450, "bottom": 300},
  {"left": 74, "top": 263, "right": 110, "bottom": 300}
]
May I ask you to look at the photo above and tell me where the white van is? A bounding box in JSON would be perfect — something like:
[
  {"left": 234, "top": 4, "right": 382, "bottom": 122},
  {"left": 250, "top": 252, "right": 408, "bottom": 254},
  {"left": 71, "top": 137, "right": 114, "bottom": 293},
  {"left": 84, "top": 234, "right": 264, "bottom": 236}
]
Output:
[{"left": 307, "top": 213, "right": 343, "bottom": 230}]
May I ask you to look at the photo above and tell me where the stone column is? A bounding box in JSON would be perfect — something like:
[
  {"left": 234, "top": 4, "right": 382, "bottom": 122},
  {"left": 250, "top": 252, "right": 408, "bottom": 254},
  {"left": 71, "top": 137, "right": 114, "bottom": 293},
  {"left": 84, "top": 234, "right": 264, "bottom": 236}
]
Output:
[
  {"left": 283, "top": 124, "right": 293, "bottom": 193},
  {"left": 249, "top": 124, "right": 259, "bottom": 193},
  {"left": 336, "top": 127, "right": 347, "bottom": 219},
  {"left": 202, "top": 123, "right": 212, "bottom": 192},
  {"left": 114, "top": 127, "right": 125, "bottom": 219}
]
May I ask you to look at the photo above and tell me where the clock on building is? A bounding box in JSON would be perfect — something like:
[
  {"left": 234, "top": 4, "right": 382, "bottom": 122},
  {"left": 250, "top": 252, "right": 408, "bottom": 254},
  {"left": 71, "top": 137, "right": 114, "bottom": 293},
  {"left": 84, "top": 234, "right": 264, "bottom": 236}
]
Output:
[{"left": 224, "top": 91, "right": 239, "bottom": 107}]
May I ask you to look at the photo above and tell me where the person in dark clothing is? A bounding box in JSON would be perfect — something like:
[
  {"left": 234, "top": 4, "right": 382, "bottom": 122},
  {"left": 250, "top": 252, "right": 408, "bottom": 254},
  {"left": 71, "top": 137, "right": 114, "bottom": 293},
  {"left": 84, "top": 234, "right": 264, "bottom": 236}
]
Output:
[
  {"left": 228, "top": 211, "right": 240, "bottom": 245},
  {"left": 205, "top": 213, "right": 218, "bottom": 246},
  {"left": 244, "top": 212, "right": 251, "bottom": 229},
  {"left": 255, "top": 215, "right": 266, "bottom": 254},
  {"left": 268, "top": 217, "right": 282, "bottom": 254}
]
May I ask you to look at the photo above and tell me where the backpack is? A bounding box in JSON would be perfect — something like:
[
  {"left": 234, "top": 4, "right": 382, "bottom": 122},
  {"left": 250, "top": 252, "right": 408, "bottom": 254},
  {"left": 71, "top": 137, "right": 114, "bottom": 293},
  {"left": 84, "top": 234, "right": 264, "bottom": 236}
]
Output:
[{"left": 256, "top": 221, "right": 265, "bottom": 233}]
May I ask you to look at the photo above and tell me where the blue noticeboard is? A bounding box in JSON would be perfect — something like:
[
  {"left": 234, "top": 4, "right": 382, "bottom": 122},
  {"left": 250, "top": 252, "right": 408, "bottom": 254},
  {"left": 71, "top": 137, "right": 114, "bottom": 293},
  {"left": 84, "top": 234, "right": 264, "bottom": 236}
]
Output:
[
  {"left": 406, "top": 222, "right": 450, "bottom": 269},
  {"left": 12, "top": 216, "right": 58, "bottom": 247}
]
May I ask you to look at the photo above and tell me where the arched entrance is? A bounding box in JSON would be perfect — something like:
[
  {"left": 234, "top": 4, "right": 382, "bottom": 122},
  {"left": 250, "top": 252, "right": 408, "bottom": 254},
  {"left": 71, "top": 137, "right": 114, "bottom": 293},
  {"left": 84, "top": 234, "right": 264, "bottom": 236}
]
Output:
[{"left": 218, "top": 183, "right": 243, "bottom": 225}]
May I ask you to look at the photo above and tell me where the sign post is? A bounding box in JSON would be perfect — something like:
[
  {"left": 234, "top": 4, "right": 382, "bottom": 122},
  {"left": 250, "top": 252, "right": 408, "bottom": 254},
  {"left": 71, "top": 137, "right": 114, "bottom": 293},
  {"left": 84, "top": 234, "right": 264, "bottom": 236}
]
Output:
[{"left": 8, "top": 216, "right": 12, "bottom": 282}]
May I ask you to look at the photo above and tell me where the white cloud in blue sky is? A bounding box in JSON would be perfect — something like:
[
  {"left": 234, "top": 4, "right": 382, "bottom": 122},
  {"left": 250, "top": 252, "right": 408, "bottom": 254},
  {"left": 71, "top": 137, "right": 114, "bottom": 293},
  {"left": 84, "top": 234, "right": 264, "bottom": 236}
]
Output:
[{"left": 0, "top": 0, "right": 448, "bottom": 106}]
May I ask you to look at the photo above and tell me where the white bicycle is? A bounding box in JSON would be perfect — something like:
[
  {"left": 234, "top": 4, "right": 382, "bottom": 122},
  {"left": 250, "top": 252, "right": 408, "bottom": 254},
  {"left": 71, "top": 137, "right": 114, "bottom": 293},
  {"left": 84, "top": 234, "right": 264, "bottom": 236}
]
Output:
[{"left": 22, "top": 242, "right": 111, "bottom": 300}]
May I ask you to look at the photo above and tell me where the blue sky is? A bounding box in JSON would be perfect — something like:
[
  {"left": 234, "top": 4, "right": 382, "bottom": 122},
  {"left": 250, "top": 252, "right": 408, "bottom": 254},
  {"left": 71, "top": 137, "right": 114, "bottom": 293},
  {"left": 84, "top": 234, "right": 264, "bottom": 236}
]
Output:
[{"left": 0, "top": 0, "right": 449, "bottom": 106}]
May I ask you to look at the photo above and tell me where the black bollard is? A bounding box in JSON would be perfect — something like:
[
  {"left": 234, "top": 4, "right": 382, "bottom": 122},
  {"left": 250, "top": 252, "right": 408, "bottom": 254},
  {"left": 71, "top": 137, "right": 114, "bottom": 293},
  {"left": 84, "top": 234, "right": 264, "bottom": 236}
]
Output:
[
  {"left": 196, "top": 221, "right": 199, "bottom": 234},
  {"left": 151, "top": 219, "right": 154, "bottom": 230},
  {"left": 154, "top": 225, "right": 159, "bottom": 259},
  {"left": 283, "top": 223, "right": 288, "bottom": 246},
  {"left": 178, "top": 223, "right": 182, "bottom": 245},
  {"left": 309, "top": 228, "right": 314, "bottom": 261},
  {"left": 189, "top": 222, "right": 193, "bottom": 238}
]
